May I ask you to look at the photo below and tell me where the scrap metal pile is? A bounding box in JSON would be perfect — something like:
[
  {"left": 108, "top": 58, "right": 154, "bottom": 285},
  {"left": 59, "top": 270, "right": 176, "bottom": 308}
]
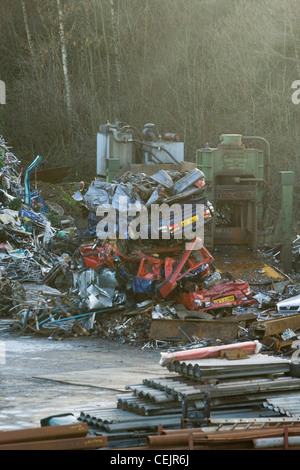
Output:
[
  {"left": 57, "top": 162, "right": 258, "bottom": 342},
  {"left": 1, "top": 136, "right": 300, "bottom": 350}
]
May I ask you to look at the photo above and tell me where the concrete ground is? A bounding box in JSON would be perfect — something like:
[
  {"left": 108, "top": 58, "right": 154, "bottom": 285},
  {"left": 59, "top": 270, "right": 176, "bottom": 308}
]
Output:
[{"left": 0, "top": 326, "right": 163, "bottom": 432}]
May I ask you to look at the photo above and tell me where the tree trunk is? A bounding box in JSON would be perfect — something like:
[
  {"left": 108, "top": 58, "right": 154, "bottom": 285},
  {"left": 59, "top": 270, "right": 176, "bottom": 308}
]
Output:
[{"left": 57, "top": 0, "right": 71, "bottom": 119}]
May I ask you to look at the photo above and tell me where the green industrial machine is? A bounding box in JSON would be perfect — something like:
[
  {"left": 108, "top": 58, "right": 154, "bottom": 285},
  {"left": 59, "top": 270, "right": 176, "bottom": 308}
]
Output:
[{"left": 197, "top": 134, "right": 294, "bottom": 271}]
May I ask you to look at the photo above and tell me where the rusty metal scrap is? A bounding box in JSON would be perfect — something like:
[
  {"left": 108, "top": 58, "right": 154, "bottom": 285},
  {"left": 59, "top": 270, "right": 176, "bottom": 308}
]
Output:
[
  {"left": 12, "top": 291, "right": 84, "bottom": 336},
  {"left": 0, "top": 422, "right": 107, "bottom": 450},
  {"left": 144, "top": 423, "right": 300, "bottom": 450},
  {"left": 255, "top": 314, "right": 300, "bottom": 337},
  {"left": 0, "top": 422, "right": 88, "bottom": 445},
  {"left": 149, "top": 318, "right": 239, "bottom": 343}
]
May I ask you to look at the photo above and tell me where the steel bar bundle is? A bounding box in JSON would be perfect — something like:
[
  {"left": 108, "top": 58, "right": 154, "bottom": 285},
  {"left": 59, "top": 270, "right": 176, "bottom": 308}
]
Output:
[
  {"left": 166, "top": 360, "right": 291, "bottom": 380},
  {"left": 77, "top": 365, "right": 300, "bottom": 448},
  {"left": 145, "top": 423, "right": 300, "bottom": 450},
  {"left": 0, "top": 423, "right": 107, "bottom": 450},
  {"left": 175, "top": 377, "right": 300, "bottom": 402},
  {"left": 79, "top": 408, "right": 182, "bottom": 433}
]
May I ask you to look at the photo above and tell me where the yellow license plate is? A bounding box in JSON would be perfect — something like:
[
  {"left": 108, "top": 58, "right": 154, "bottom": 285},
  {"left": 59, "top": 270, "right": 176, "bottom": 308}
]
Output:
[
  {"left": 213, "top": 295, "right": 235, "bottom": 304},
  {"left": 181, "top": 215, "right": 199, "bottom": 227}
]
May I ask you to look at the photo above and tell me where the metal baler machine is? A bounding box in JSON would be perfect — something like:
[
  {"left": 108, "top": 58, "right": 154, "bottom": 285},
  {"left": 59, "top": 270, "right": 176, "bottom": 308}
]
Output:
[{"left": 197, "top": 134, "right": 294, "bottom": 272}]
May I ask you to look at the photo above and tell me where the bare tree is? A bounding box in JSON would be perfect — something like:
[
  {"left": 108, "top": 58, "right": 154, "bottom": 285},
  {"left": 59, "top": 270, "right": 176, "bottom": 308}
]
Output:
[{"left": 57, "top": 0, "right": 71, "bottom": 119}]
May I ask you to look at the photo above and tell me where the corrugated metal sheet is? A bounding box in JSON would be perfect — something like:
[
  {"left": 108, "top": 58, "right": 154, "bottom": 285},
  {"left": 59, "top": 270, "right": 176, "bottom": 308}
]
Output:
[
  {"left": 165, "top": 354, "right": 291, "bottom": 379},
  {"left": 77, "top": 354, "right": 300, "bottom": 449},
  {"left": 264, "top": 392, "right": 300, "bottom": 417}
]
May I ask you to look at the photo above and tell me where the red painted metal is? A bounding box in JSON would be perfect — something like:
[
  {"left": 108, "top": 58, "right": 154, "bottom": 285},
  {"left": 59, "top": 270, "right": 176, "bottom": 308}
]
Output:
[
  {"left": 79, "top": 243, "right": 115, "bottom": 270},
  {"left": 158, "top": 238, "right": 214, "bottom": 298},
  {"left": 179, "top": 279, "right": 254, "bottom": 311}
]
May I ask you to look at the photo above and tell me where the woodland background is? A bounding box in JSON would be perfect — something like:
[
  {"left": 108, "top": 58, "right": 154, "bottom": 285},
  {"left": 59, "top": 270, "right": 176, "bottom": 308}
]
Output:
[{"left": 1, "top": 0, "right": 300, "bottom": 190}]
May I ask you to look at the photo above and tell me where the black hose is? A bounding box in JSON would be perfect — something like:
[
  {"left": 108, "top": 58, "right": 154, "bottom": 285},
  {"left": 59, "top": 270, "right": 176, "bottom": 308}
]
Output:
[{"left": 131, "top": 140, "right": 178, "bottom": 164}]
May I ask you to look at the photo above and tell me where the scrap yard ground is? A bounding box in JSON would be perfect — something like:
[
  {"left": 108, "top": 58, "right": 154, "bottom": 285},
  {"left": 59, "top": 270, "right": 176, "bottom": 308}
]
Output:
[{"left": 0, "top": 331, "right": 162, "bottom": 431}]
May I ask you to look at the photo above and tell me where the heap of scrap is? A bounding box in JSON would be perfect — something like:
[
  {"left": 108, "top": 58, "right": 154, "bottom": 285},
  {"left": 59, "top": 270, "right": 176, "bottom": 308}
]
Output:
[
  {"left": 0, "top": 135, "right": 300, "bottom": 350},
  {"left": 65, "top": 163, "right": 257, "bottom": 343}
]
